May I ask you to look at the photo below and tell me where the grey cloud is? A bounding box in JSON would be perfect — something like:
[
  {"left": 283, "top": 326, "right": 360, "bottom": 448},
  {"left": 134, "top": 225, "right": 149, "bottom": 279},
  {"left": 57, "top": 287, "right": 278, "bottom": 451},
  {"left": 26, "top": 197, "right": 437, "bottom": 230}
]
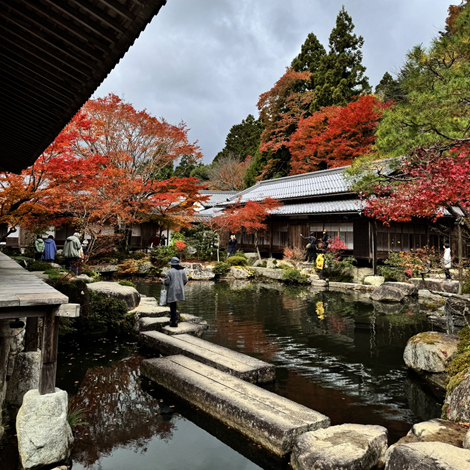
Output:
[{"left": 95, "top": 0, "right": 451, "bottom": 163}]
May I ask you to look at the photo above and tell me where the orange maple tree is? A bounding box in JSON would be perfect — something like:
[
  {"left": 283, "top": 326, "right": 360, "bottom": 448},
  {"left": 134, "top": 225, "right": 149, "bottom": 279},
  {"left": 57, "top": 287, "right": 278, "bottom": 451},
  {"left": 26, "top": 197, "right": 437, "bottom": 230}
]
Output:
[
  {"left": 288, "top": 95, "right": 389, "bottom": 174},
  {"left": 0, "top": 96, "right": 208, "bottom": 253},
  {"left": 210, "top": 197, "right": 282, "bottom": 260}
]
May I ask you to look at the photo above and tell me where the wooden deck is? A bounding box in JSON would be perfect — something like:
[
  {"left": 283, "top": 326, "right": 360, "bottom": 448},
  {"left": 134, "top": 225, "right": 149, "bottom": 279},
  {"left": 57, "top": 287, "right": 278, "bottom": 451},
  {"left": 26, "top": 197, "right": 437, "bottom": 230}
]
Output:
[{"left": 0, "top": 252, "right": 76, "bottom": 394}]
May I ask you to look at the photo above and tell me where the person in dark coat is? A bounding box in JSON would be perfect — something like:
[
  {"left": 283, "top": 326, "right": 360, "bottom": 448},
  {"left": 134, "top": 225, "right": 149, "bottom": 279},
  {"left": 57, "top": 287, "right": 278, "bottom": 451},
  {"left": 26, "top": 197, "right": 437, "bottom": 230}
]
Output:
[
  {"left": 43, "top": 235, "right": 57, "bottom": 262},
  {"left": 321, "top": 229, "right": 329, "bottom": 250},
  {"left": 227, "top": 234, "right": 237, "bottom": 258},
  {"left": 300, "top": 232, "right": 317, "bottom": 262},
  {"left": 161, "top": 257, "right": 188, "bottom": 328}
]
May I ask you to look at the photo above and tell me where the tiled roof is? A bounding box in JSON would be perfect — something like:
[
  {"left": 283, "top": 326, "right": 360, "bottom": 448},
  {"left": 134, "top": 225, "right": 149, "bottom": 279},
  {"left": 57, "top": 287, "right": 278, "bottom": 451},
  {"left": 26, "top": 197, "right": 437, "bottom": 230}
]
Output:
[
  {"left": 199, "top": 190, "right": 239, "bottom": 207},
  {"left": 272, "top": 199, "right": 364, "bottom": 215},
  {"left": 228, "top": 166, "right": 351, "bottom": 204},
  {"left": 197, "top": 198, "right": 363, "bottom": 218}
]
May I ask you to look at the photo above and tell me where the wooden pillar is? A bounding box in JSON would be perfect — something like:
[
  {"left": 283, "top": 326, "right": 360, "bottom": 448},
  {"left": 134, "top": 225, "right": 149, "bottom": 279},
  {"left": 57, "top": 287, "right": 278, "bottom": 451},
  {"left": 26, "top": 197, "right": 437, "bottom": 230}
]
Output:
[
  {"left": 372, "top": 220, "right": 377, "bottom": 276},
  {"left": 24, "top": 316, "right": 38, "bottom": 352},
  {"left": 38, "top": 306, "right": 60, "bottom": 395}
]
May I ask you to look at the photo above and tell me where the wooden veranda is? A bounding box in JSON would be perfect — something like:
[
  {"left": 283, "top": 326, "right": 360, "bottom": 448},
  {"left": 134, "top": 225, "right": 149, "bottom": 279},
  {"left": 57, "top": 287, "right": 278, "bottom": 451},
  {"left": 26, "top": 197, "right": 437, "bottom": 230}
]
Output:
[{"left": 0, "top": 252, "right": 79, "bottom": 394}]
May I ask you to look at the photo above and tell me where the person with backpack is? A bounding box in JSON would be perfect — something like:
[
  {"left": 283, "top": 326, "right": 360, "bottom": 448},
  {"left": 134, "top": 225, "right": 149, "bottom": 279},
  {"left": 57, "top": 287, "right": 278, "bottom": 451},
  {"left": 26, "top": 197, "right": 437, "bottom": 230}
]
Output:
[{"left": 300, "top": 232, "right": 317, "bottom": 262}]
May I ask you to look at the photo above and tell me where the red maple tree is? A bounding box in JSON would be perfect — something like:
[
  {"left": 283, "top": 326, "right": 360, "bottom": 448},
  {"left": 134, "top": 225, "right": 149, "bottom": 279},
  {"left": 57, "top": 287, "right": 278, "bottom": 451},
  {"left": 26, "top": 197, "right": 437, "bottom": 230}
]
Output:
[
  {"left": 363, "top": 150, "right": 470, "bottom": 225},
  {"left": 288, "top": 95, "right": 389, "bottom": 174},
  {"left": 210, "top": 198, "right": 282, "bottom": 260}
]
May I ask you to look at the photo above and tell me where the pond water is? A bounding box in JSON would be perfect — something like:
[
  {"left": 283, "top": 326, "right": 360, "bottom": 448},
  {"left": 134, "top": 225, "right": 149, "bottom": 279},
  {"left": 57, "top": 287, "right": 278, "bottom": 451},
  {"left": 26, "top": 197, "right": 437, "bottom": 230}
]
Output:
[{"left": 1, "top": 280, "right": 444, "bottom": 470}]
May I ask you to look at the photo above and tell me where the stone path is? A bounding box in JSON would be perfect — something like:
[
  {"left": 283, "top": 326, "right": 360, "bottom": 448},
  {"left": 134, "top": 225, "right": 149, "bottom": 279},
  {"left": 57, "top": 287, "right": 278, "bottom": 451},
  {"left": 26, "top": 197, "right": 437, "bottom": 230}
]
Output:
[
  {"left": 141, "top": 355, "right": 330, "bottom": 457},
  {"left": 140, "top": 331, "right": 275, "bottom": 383}
]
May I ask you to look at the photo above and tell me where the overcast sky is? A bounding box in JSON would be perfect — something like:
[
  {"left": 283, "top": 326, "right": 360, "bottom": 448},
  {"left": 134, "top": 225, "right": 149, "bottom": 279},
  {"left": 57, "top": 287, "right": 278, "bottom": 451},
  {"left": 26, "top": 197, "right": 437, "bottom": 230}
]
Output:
[{"left": 94, "top": 0, "right": 450, "bottom": 164}]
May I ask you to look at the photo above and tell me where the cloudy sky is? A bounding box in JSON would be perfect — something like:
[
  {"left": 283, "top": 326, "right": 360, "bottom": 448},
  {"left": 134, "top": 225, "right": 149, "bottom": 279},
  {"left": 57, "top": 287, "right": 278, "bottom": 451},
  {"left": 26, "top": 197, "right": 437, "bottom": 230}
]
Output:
[{"left": 95, "top": 0, "right": 450, "bottom": 164}]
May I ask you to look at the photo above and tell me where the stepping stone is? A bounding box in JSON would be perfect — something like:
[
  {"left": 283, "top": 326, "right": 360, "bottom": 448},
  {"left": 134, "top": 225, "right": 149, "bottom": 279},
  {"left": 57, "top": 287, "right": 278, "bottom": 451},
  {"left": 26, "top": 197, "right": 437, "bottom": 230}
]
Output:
[
  {"left": 130, "top": 304, "right": 170, "bottom": 318},
  {"left": 291, "top": 424, "right": 388, "bottom": 470},
  {"left": 141, "top": 355, "right": 330, "bottom": 456},
  {"left": 139, "top": 317, "right": 170, "bottom": 332},
  {"left": 162, "top": 322, "right": 208, "bottom": 337},
  {"left": 139, "top": 331, "right": 275, "bottom": 383},
  {"left": 139, "top": 296, "right": 158, "bottom": 306},
  {"left": 179, "top": 313, "right": 206, "bottom": 324}
]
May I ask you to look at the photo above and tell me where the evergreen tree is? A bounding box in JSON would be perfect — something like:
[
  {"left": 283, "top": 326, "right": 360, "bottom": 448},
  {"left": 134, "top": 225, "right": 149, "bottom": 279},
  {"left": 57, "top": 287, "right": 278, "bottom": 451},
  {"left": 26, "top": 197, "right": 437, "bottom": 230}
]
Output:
[
  {"left": 375, "top": 71, "right": 403, "bottom": 102},
  {"left": 213, "top": 114, "right": 264, "bottom": 164},
  {"left": 313, "top": 7, "right": 370, "bottom": 111}
]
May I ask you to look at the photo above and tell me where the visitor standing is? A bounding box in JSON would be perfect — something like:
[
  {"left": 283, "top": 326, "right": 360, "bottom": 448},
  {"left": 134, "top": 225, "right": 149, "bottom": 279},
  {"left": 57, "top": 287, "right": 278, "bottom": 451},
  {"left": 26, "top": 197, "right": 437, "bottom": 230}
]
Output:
[
  {"left": 43, "top": 235, "right": 57, "bottom": 262},
  {"left": 63, "top": 232, "right": 81, "bottom": 275},
  {"left": 321, "top": 229, "right": 329, "bottom": 250},
  {"left": 161, "top": 256, "right": 188, "bottom": 328},
  {"left": 316, "top": 252, "right": 326, "bottom": 279},
  {"left": 300, "top": 232, "right": 317, "bottom": 262},
  {"left": 227, "top": 234, "right": 237, "bottom": 258},
  {"left": 443, "top": 243, "right": 452, "bottom": 280},
  {"left": 150, "top": 233, "right": 160, "bottom": 248},
  {"left": 34, "top": 236, "right": 45, "bottom": 260},
  {"left": 160, "top": 233, "right": 166, "bottom": 246}
]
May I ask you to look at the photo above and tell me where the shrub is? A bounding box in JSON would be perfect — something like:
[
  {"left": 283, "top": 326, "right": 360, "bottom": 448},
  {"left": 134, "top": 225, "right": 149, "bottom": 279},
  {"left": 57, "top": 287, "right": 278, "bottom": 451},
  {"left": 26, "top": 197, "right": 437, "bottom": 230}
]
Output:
[
  {"left": 85, "top": 291, "right": 129, "bottom": 333},
  {"left": 282, "top": 268, "right": 310, "bottom": 284},
  {"left": 226, "top": 256, "right": 248, "bottom": 267},
  {"left": 150, "top": 246, "right": 177, "bottom": 266},
  {"left": 323, "top": 253, "right": 356, "bottom": 282},
  {"left": 119, "top": 280, "right": 136, "bottom": 288},
  {"left": 81, "top": 266, "right": 100, "bottom": 281},
  {"left": 43, "top": 268, "right": 63, "bottom": 279},
  {"left": 213, "top": 262, "right": 230, "bottom": 275},
  {"left": 180, "top": 225, "right": 218, "bottom": 261},
  {"left": 26, "top": 260, "right": 53, "bottom": 271},
  {"left": 283, "top": 246, "right": 305, "bottom": 262},
  {"left": 118, "top": 259, "right": 138, "bottom": 274},
  {"left": 234, "top": 250, "right": 247, "bottom": 259},
  {"left": 131, "top": 251, "right": 146, "bottom": 260}
]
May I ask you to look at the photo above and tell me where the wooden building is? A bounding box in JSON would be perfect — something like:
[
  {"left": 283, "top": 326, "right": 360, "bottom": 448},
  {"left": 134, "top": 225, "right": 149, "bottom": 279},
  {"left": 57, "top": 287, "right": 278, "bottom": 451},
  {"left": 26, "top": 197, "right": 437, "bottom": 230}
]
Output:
[{"left": 198, "top": 166, "right": 455, "bottom": 264}]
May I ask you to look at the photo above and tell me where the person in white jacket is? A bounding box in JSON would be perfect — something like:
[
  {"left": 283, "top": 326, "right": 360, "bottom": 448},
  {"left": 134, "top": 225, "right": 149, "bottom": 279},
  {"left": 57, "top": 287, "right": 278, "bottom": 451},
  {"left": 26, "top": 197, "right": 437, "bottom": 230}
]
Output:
[{"left": 443, "top": 243, "right": 452, "bottom": 280}]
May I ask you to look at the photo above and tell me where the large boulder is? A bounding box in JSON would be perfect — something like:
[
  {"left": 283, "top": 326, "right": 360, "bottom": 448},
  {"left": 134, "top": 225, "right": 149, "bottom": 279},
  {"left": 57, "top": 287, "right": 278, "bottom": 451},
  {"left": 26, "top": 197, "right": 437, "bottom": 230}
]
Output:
[
  {"left": 364, "top": 275, "right": 385, "bottom": 287},
  {"left": 403, "top": 332, "right": 459, "bottom": 374},
  {"left": 180, "top": 262, "right": 215, "bottom": 280},
  {"left": 5, "top": 351, "right": 41, "bottom": 406},
  {"left": 390, "top": 419, "right": 468, "bottom": 451},
  {"left": 370, "top": 282, "right": 417, "bottom": 302},
  {"left": 410, "top": 278, "right": 459, "bottom": 293},
  {"left": 230, "top": 266, "right": 250, "bottom": 279},
  {"left": 16, "top": 388, "right": 73, "bottom": 470},
  {"left": 445, "top": 297, "right": 470, "bottom": 331},
  {"left": 445, "top": 367, "right": 470, "bottom": 422},
  {"left": 385, "top": 442, "right": 470, "bottom": 469},
  {"left": 87, "top": 281, "right": 140, "bottom": 310},
  {"left": 251, "top": 267, "right": 284, "bottom": 280},
  {"left": 291, "top": 424, "right": 388, "bottom": 470}
]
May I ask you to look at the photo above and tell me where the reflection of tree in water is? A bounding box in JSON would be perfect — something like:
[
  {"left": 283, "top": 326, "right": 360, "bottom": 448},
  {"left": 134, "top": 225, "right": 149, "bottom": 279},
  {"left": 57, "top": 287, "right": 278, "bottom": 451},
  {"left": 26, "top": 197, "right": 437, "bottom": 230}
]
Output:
[{"left": 71, "top": 354, "right": 175, "bottom": 468}]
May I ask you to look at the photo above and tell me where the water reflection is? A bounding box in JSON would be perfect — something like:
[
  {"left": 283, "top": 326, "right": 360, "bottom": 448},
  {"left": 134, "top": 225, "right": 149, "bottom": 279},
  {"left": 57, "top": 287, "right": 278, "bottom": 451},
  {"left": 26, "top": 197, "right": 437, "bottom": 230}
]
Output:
[{"left": 48, "top": 280, "right": 443, "bottom": 469}]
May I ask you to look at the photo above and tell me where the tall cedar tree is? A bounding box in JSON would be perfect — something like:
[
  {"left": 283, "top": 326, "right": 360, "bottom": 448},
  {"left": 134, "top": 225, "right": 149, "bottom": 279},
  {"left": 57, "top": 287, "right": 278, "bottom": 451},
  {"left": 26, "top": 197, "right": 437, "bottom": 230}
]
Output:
[
  {"left": 245, "top": 7, "right": 370, "bottom": 184},
  {"left": 213, "top": 115, "right": 264, "bottom": 165},
  {"left": 313, "top": 6, "right": 370, "bottom": 111},
  {"left": 288, "top": 95, "right": 389, "bottom": 174}
]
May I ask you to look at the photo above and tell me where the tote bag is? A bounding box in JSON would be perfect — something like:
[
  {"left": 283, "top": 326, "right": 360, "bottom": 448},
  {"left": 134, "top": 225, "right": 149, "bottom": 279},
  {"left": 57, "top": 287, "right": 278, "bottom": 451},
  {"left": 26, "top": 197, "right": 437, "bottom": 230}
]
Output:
[{"left": 159, "top": 288, "right": 167, "bottom": 306}]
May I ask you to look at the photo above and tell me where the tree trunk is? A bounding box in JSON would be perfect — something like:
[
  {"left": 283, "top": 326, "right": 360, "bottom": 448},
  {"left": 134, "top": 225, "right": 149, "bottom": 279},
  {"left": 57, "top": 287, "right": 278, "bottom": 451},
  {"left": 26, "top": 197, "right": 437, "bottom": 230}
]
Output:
[
  {"left": 458, "top": 222, "right": 463, "bottom": 295},
  {"left": 255, "top": 232, "right": 261, "bottom": 261}
]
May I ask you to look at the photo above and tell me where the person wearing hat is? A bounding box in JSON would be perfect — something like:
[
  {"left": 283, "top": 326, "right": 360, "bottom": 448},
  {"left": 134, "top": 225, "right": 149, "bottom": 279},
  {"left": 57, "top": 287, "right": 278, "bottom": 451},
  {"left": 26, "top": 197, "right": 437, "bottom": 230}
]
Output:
[
  {"left": 160, "top": 257, "right": 188, "bottom": 327},
  {"left": 63, "top": 232, "right": 81, "bottom": 274}
]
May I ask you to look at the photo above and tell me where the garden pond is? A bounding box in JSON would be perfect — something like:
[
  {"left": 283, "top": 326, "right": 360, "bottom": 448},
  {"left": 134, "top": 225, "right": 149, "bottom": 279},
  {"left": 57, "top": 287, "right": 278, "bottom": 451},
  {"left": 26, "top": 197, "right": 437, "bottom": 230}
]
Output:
[{"left": 2, "top": 280, "right": 445, "bottom": 470}]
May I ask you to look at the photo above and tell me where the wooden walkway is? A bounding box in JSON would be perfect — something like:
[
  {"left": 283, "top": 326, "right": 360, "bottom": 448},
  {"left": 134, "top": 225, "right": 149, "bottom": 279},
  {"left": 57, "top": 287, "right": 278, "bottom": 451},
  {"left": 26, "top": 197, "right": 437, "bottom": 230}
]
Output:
[
  {"left": 140, "top": 331, "right": 275, "bottom": 383},
  {"left": 0, "top": 252, "right": 78, "bottom": 394}
]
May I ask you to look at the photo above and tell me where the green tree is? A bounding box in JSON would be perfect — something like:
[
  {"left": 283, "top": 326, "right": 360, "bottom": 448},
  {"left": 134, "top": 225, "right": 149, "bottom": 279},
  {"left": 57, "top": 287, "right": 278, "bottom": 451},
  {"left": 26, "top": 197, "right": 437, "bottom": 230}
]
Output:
[
  {"left": 375, "top": 72, "right": 403, "bottom": 102},
  {"left": 313, "top": 6, "right": 370, "bottom": 111},
  {"left": 374, "top": 3, "right": 470, "bottom": 157},
  {"left": 213, "top": 114, "right": 264, "bottom": 164},
  {"left": 174, "top": 154, "right": 200, "bottom": 178}
]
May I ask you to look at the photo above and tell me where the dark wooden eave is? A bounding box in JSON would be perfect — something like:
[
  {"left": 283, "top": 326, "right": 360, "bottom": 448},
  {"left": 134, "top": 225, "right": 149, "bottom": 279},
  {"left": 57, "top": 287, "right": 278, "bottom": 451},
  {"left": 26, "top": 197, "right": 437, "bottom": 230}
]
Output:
[{"left": 0, "top": 0, "right": 167, "bottom": 173}]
